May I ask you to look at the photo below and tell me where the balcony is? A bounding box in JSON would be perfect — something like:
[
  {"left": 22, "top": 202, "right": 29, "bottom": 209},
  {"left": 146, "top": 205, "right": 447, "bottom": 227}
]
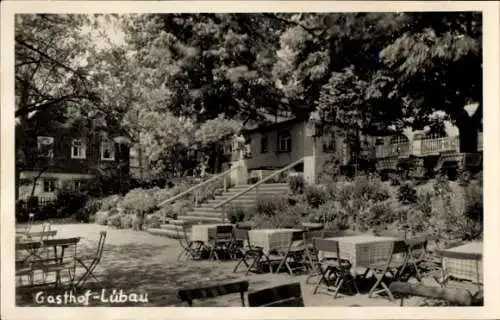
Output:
[
  {"left": 419, "top": 136, "right": 459, "bottom": 156},
  {"left": 373, "top": 134, "right": 483, "bottom": 159}
]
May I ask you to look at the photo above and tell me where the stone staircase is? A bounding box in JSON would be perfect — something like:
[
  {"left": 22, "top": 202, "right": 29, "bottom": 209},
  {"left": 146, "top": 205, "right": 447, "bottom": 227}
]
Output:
[{"left": 147, "top": 183, "right": 289, "bottom": 239}]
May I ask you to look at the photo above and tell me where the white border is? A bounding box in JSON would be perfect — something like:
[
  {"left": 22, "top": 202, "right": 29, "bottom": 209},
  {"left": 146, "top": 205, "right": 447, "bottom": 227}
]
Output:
[{"left": 2, "top": 2, "right": 499, "bottom": 319}]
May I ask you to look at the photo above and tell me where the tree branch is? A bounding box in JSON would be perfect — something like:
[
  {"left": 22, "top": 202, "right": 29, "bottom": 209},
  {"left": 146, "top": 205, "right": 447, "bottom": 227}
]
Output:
[{"left": 15, "top": 39, "right": 87, "bottom": 80}]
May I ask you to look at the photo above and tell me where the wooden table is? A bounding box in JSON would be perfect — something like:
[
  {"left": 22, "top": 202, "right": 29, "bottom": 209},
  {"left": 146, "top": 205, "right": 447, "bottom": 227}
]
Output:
[
  {"left": 190, "top": 223, "right": 233, "bottom": 243},
  {"left": 248, "top": 228, "right": 303, "bottom": 254},
  {"left": 442, "top": 242, "right": 483, "bottom": 283},
  {"left": 319, "top": 235, "right": 400, "bottom": 269}
]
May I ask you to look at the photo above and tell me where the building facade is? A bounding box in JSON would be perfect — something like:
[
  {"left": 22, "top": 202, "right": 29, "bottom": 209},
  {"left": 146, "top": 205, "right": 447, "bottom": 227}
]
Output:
[
  {"left": 16, "top": 116, "right": 130, "bottom": 200},
  {"left": 222, "top": 118, "right": 483, "bottom": 185}
]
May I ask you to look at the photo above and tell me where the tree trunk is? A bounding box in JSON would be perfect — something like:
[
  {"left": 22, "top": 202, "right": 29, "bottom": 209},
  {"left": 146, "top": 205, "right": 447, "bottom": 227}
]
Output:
[
  {"left": 30, "top": 167, "right": 48, "bottom": 198},
  {"left": 457, "top": 122, "right": 479, "bottom": 153}
]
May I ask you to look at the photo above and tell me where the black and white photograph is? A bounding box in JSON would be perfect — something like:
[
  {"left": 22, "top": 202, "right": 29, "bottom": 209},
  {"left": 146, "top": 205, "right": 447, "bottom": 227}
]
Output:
[{"left": 1, "top": 1, "right": 499, "bottom": 319}]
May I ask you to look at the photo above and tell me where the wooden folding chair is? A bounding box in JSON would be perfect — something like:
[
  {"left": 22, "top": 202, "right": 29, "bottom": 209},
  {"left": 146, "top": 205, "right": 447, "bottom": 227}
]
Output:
[
  {"left": 74, "top": 231, "right": 107, "bottom": 288},
  {"left": 248, "top": 282, "right": 304, "bottom": 307},
  {"left": 312, "top": 238, "right": 358, "bottom": 298},
  {"left": 303, "top": 230, "right": 324, "bottom": 284},
  {"left": 178, "top": 279, "right": 249, "bottom": 306},
  {"left": 399, "top": 237, "right": 429, "bottom": 282},
  {"left": 367, "top": 240, "right": 408, "bottom": 301},
  {"left": 208, "top": 225, "right": 234, "bottom": 261},
  {"left": 40, "top": 237, "right": 80, "bottom": 290},
  {"left": 15, "top": 241, "right": 42, "bottom": 287},
  {"left": 389, "top": 281, "right": 478, "bottom": 306},
  {"left": 176, "top": 222, "right": 204, "bottom": 262},
  {"left": 274, "top": 230, "right": 307, "bottom": 275},
  {"left": 232, "top": 227, "right": 268, "bottom": 274}
]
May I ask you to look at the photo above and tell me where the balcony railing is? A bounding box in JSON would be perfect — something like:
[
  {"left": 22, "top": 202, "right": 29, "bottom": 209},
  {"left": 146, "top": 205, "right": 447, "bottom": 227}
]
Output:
[
  {"left": 373, "top": 134, "right": 483, "bottom": 159},
  {"left": 419, "top": 136, "right": 459, "bottom": 156}
]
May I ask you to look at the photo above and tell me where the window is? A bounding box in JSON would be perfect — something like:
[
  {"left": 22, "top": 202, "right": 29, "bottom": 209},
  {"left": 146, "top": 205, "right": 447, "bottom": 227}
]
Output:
[
  {"left": 322, "top": 129, "right": 335, "bottom": 153},
  {"left": 278, "top": 131, "right": 291, "bottom": 153},
  {"left": 71, "top": 139, "right": 86, "bottom": 159},
  {"left": 101, "top": 141, "right": 115, "bottom": 161},
  {"left": 37, "top": 136, "right": 54, "bottom": 158},
  {"left": 260, "top": 135, "right": 269, "bottom": 153},
  {"left": 43, "top": 179, "right": 57, "bottom": 192}
]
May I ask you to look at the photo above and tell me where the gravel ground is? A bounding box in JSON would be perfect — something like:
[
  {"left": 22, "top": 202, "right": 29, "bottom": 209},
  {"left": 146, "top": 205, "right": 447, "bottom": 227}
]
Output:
[{"left": 15, "top": 223, "right": 430, "bottom": 307}]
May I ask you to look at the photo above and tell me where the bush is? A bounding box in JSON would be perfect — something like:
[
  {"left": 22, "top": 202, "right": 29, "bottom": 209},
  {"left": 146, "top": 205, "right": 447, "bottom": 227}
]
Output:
[
  {"left": 132, "top": 215, "right": 144, "bottom": 231},
  {"left": 288, "top": 175, "right": 305, "bottom": 194},
  {"left": 256, "top": 195, "right": 288, "bottom": 216},
  {"left": 120, "top": 214, "right": 134, "bottom": 229},
  {"left": 304, "top": 185, "right": 329, "bottom": 208},
  {"left": 53, "top": 190, "right": 88, "bottom": 218},
  {"left": 75, "top": 198, "right": 102, "bottom": 223},
  {"left": 94, "top": 211, "right": 109, "bottom": 225},
  {"left": 107, "top": 213, "right": 122, "bottom": 228},
  {"left": 121, "top": 188, "right": 157, "bottom": 216},
  {"left": 16, "top": 199, "right": 29, "bottom": 223},
  {"left": 144, "top": 212, "right": 164, "bottom": 229},
  {"left": 397, "top": 182, "right": 417, "bottom": 205},
  {"left": 100, "top": 194, "right": 123, "bottom": 211},
  {"left": 227, "top": 205, "right": 248, "bottom": 224}
]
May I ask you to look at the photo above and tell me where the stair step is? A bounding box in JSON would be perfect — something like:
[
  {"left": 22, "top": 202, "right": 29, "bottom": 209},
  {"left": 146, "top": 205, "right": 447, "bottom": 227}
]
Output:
[
  {"left": 177, "top": 215, "right": 224, "bottom": 224},
  {"left": 186, "top": 210, "right": 222, "bottom": 218},
  {"left": 160, "top": 224, "right": 183, "bottom": 231}
]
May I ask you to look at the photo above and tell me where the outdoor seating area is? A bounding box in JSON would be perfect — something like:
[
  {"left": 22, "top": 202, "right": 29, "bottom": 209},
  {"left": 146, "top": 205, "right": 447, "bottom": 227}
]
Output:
[
  {"left": 14, "top": 219, "right": 484, "bottom": 307},
  {"left": 15, "top": 221, "right": 107, "bottom": 293},
  {"left": 169, "top": 221, "right": 484, "bottom": 307}
]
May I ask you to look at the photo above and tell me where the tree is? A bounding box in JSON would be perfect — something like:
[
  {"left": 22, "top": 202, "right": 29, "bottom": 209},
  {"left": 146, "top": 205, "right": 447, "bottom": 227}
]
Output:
[
  {"left": 15, "top": 14, "right": 96, "bottom": 119},
  {"left": 379, "top": 12, "right": 482, "bottom": 152},
  {"left": 121, "top": 14, "right": 288, "bottom": 124},
  {"left": 271, "top": 12, "right": 482, "bottom": 153}
]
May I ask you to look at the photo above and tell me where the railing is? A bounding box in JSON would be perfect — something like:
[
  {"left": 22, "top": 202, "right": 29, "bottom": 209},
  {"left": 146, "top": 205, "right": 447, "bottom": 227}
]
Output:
[
  {"left": 214, "top": 157, "right": 304, "bottom": 222},
  {"left": 374, "top": 135, "right": 484, "bottom": 158},
  {"left": 157, "top": 164, "right": 241, "bottom": 223},
  {"left": 420, "top": 136, "right": 459, "bottom": 155},
  {"left": 375, "top": 143, "right": 411, "bottom": 158}
]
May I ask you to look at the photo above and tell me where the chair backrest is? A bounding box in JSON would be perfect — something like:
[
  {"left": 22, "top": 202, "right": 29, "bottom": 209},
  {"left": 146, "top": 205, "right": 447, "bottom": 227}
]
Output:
[
  {"left": 215, "top": 225, "right": 234, "bottom": 240},
  {"left": 235, "top": 222, "right": 253, "bottom": 230},
  {"left": 392, "top": 240, "right": 409, "bottom": 254},
  {"left": 233, "top": 228, "right": 250, "bottom": 242},
  {"left": 312, "top": 238, "right": 340, "bottom": 260},
  {"left": 303, "top": 230, "right": 324, "bottom": 244},
  {"left": 175, "top": 222, "right": 192, "bottom": 248},
  {"left": 247, "top": 282, "right": 303, "bottom": 307},
  {"left": 178, "top": 280, "right": 249, "bottom": 306},
  {"left": 405, "top": 237, "right": 428, "bottom": 259},
  {"left": 43, "top": 237, "right": 81, "bottom": 262},
  {"left": 291, "top": 230, "right": 305, "bottom": 242},
  {"left": 95, "top": 231, "right": 107, "bottom": 262}
]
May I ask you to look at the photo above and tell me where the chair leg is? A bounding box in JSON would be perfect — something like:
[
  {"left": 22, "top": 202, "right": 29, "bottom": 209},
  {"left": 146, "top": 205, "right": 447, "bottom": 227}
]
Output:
[{"left": 332, "top": 278, "right": 344, "bottom": 299}]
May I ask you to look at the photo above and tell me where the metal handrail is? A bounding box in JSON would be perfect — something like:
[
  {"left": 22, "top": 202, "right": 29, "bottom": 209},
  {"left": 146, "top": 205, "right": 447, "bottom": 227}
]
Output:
[
  {"left": 157, "top": 164, "right": 240, "bottom": 207},
  {"left": 214, "top": 157, "right": 304, "bottom": 210}
]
